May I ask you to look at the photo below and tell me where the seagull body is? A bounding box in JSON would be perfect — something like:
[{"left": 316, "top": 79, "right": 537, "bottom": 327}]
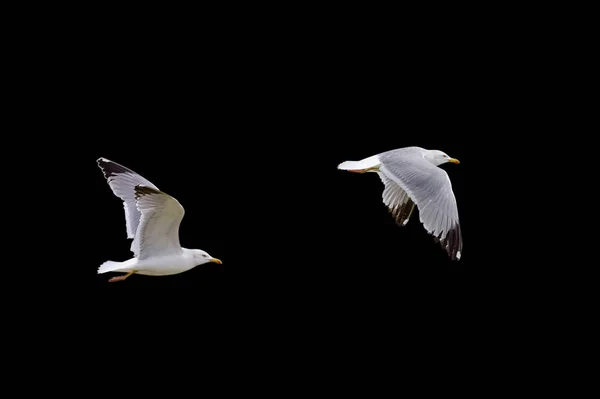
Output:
[
  {"left": 97, "top": 158, "right": 221, "bottom": 282},
  {"left": 99, "top": 252, "right": 195, "bottom": 276},
  {"left": 338, "top": 146, "right": 462, "bottom": 260}
]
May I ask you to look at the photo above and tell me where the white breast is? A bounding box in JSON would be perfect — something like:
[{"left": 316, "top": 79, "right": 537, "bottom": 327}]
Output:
[{"left": 133, "top": 250, "right": 196, "bottom": 276}]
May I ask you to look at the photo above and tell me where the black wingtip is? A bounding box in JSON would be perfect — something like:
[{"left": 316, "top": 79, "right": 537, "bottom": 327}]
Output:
[
  {"left": 97, "top": 157, "right": 136, "bottom": 180},
  {"left": 428, "top": 224, "right": 462, "bottom": 260},
  {"left": 440, "top": 223, "right": 462, "bottom": 261},
  {"left": 96, "top": 157, "right": 112, "bottom": 167}
]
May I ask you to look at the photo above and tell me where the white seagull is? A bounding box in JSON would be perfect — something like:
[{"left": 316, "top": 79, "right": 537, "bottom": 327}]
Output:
[
  {"left": 338, "top": 146, "right": 462, "bottom": 260},
  {"left": 97, "top": 158, "right": 222, "bottom": 282}
]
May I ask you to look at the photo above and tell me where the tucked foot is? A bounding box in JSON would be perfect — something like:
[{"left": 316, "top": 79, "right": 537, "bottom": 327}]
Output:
[
  {"left": 348, "top": 166, "right": 379, "bottom": 173},
  {"left": 108, "top": 271, "right": 136, "bottom": 282}
]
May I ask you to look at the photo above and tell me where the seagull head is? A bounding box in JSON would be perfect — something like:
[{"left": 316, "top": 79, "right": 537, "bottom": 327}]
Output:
[
  {"left": 191, "top": 249, "right": 222, "bottom": 266},
  {"left": 425, "top": 149, "right": 460, "bottom": 166}
]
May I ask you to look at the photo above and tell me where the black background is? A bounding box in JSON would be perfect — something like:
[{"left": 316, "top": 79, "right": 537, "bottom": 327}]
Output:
[
  {"left": 10, "top": 2, "right": 582, "bottom": 392},
  {"left": 38, "top": 12, "right": 492, "bottom": 373},
  {"left": 70, "top": 23, "right": 475, "bottom": 315},
  {"left": 16, "top": 4, "right": 581, "bottom": 392},
  {"left": 83, "top": 74, "right": 470, "bottom": 316}
]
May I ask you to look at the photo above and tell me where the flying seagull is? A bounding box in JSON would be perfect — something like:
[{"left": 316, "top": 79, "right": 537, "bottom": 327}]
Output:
[
  {"left": 96, "top": 158, "right": 222, "bottom": 282},
  {"left": 338, "top": 146, "right": 462, "bottom": 260}
]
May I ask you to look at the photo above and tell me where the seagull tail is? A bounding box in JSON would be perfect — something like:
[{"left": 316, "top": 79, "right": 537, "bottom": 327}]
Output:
[
  {"left": 337, "top": 155, "right": 381, "bottom": 171},
  {"left": 98, "top": 260, "right": 123, "bottom": 274}
]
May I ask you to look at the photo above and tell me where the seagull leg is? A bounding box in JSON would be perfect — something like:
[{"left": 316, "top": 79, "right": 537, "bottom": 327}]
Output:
[
  {"left": 348, "top": 166, "right": 380, "bottom": 173},
  {"left": 108, "top": 271, "right": 136, "bottom": 283}
]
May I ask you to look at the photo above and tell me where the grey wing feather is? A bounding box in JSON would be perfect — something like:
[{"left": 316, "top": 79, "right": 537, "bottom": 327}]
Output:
[
  {"left": 133, "top": 185, "right": 184, "bottom": 259},
  {"left": 379, "top": 152, "right": 462, "bottom": 260},
  {"left": 97, "top": 157, "right": 159, "bottom": 247}
]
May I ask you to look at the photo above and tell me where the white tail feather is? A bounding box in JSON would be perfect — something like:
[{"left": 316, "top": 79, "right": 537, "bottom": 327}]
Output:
[
  {"left": 337, "top": 155, "right": 381, "bottom": 171},
  {"left": 98, "top": 260, "right": 123, "bottom": 274}
]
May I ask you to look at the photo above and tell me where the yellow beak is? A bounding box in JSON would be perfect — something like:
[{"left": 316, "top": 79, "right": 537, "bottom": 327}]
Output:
[
  {"left": 448, "top": 158, "right": 460, "bottom": 164},
  {"left": 210, "top": 258, "right": 222, "bottom": 265}
]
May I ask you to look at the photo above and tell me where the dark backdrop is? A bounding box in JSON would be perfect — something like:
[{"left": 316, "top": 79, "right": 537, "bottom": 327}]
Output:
[
  {"left": 57, "top": 22, "right": 478, "bottom": 336},
  {"left": 84, "top": 93, "right": 468, "bottom": 307},
  {"left": 18, "top": 6, "right": 521, "bottom": 392}
]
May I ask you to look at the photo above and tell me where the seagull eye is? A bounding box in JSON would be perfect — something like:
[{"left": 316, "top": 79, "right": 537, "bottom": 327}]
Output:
[{"left": 202, "top": 254, "right": 207, "bottom": 257}]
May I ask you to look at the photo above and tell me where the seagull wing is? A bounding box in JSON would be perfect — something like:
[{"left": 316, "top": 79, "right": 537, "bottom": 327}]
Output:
[
  {"left": 379, "top": 151, "right": 462, "bottom": 260},
  {"left": 132, "top": 185, "right": 185, "bottom": 259},
  {"left": 97, "top": 157, "right": 159, "bottom": 251}
]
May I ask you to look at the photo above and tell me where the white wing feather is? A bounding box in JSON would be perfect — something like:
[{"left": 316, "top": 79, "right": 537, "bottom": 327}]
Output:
[
  {"left": 379, "top": 150, "right": 462, "bottom": 260},
  {"left": 133, "top": 185, "right": 185, "bottom": 259}
]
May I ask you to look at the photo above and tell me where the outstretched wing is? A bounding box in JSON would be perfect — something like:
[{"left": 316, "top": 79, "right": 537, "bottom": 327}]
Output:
[
  {"left": 97, "top": 157, "right": 159, "bottom": 240},
  {"left": 133, "top": 185, "right": 185, "bottom": 259},
  {"left": 379, "top": 152, "right": 462, "bottom": 260}
]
